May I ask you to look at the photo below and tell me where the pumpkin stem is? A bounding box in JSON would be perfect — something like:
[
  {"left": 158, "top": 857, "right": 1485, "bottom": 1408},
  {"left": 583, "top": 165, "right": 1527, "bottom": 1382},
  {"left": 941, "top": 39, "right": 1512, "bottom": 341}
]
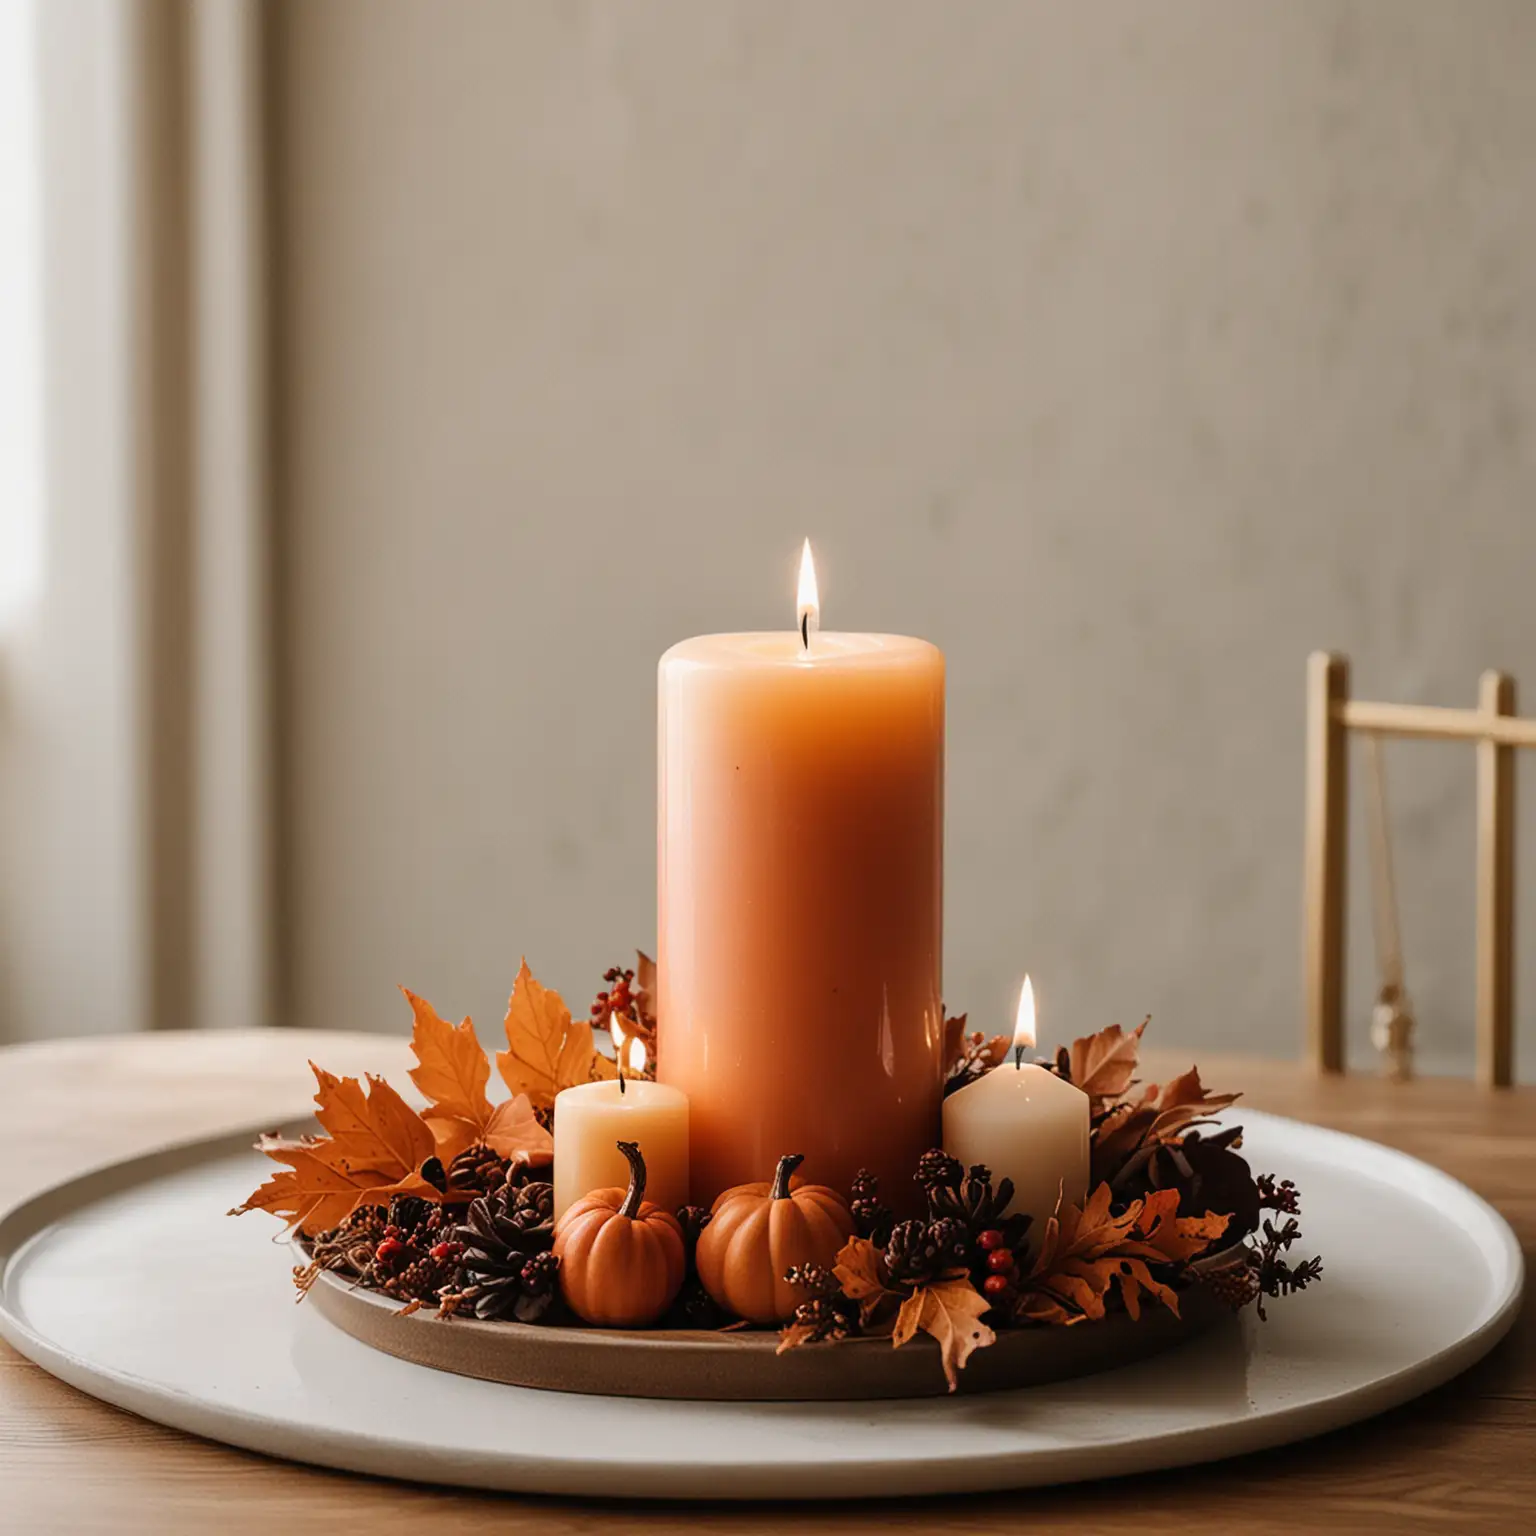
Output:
[
  {"left": 770, "top": 1153, "right": 805, "bottom": 1200},
  {"left": 616, "top": 1139, "right": 648, "bottom": 1219}
]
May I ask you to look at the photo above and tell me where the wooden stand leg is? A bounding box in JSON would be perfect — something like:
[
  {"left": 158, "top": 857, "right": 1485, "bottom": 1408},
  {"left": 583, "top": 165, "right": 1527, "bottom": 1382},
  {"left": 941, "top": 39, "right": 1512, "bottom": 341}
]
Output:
[
  {"left": 1304, "top": 653, "right": 1350, "bottom": 1073},
  {"left": 1476, "top": 671, "right": 1516, "bottom": 1088}
]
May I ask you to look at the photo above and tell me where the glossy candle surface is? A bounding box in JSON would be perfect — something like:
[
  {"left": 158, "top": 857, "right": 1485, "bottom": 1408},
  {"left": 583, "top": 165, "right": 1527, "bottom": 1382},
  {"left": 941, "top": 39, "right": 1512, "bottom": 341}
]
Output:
[
  {"left": 658, "top": 630, "right": 945, "bottom": 1204},
  {"left": 551, "top": 1079, "right": 690, "bottom": 1219}
]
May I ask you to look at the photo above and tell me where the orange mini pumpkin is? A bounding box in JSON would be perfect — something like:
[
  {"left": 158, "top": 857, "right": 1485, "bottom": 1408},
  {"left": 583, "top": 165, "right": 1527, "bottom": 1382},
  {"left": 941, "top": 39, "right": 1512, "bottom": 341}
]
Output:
[
  {"left": 553, "top": 1139, "right": 686, "bottom": 1327},
  {"left": 695, "top": 1152, "right": 855, "bottom": 1324}
]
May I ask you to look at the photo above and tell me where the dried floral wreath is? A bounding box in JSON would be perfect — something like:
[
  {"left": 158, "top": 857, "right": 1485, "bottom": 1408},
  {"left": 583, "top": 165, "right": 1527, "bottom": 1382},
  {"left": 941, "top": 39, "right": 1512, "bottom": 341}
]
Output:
[{"left": 232, "top": 957, "right": 1322, "bottom": 1392}]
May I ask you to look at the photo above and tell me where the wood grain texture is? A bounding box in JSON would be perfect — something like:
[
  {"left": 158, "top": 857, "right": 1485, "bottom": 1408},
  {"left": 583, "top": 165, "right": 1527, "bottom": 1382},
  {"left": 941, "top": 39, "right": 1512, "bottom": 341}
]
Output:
[{"left": 0, "top": 1031, "right": 1531, "bottom": 1533}]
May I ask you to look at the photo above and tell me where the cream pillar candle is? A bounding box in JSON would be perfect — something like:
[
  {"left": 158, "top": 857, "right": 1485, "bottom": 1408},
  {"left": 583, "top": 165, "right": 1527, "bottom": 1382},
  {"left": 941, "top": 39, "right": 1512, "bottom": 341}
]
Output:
[
  {"left": 658, "top": 543, "right": 945, "bottom": 1206},
  {"left": 552, "top": 1039, "right": 690, "bottom": 1218},
  {"left": 941, "top": 978, "right": 1089, "bottom": 1243}
]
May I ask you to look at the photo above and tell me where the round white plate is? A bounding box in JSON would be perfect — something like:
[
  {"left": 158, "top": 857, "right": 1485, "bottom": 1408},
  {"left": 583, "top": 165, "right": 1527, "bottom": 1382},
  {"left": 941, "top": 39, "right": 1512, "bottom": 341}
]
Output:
[{"left": 0, "top": 1110, "right": 1522, "bottom": 1500}]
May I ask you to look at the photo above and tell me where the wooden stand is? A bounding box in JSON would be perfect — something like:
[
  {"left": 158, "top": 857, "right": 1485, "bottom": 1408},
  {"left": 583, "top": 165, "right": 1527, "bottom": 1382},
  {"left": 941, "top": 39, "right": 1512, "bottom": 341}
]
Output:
[{"left": 1302, "top": 652, "right": 1521, "bottom": 1086}]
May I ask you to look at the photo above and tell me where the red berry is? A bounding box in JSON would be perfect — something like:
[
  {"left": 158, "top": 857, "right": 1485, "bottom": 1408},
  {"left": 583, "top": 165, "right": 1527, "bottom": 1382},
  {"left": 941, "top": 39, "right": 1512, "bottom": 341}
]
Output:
[
  {"left": 977, "top": 1229, "right": 1006, "bottom": 1251},
  {"left": 986, "top": 1248, "right": 1015, "bottom": 1274},
  {"left": 982, "top": 1274, "right": 1012, "bottom": 1298},
  {"left": 429, "top": 1241, "right": 460, "bottom": 1262},
  {"left": 375, "top": 1237, "right": 404, "bottom": 1263}
]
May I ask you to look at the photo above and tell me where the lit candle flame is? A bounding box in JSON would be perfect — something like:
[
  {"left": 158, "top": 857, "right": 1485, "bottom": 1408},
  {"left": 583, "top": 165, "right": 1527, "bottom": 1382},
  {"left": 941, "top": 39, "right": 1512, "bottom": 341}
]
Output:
[
  {"left": 1013, "top": 975, "right": 1037, "bottom": 1053},
  {"left": 609, "top": 1011, "right": 626, "bottom": 1052},
  {"left": 797, "top": 538, "right": 819, "bottom": 649},
  {"left": 626, "top": 1035, "right": 647, "bottom": 1077}
]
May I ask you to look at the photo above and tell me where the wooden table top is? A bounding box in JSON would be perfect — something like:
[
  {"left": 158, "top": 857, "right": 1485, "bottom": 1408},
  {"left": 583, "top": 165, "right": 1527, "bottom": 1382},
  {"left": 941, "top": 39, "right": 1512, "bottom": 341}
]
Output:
[{"left": 0, "top": 1029, "right": 1530, "bottom": 1534}]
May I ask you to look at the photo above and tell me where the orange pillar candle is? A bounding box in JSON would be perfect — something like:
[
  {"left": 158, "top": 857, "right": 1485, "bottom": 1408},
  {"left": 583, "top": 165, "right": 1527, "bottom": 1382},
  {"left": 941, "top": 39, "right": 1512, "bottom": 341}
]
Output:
[{"left": 657, "top": 543, "right": 945, "bottom": 1205}]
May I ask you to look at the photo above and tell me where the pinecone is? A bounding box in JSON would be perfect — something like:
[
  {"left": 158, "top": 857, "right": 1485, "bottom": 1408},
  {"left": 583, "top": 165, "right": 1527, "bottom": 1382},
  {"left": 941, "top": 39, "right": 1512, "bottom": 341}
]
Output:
[
  {"left": 849, "top": 1169, "right": 894, "bottom": 1245},
  {"left": 927, "top": 1216, "right": 971, "bottom": 1272},
  {"left": 512, "top": 1181, "right": 554, "bottom": 1229},
  {"left": 884, "top": 1219, "right": 951, "bottom": 1286},
  {"left": 448, "top": 1143, "right": 510, "bottom": 1195},
  {"left": 914, "top": 1149, "right": 964, "bottom": 1194},
  {"left": 783, "top": 1262, "right": 855, "bottom": 1342},
  {"left": 513, "top": 1252, "right": 561, "bottom": 1322},
  {"left": 924, "top": 1163, "right": 1028, "bottom": 1249},
  {"left": 454, "top": 1184, "right": 556, "bottom": 1321},
  {"left": 787, "top": 1293, "right": 851, "bottom": 1344},
  {"left": 1197, "top": 1253, "right": 1261, "bottom": 1311}
]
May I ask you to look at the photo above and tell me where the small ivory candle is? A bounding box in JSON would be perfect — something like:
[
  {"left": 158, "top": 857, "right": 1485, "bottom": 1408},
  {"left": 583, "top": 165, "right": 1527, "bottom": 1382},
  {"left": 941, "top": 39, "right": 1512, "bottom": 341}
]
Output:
[
  {"left": 941, "top": 977, "right": 1089, "bottom": 1243},
  {"left": 552, "top": 1035, "right": 690, "bottom": 1218}
]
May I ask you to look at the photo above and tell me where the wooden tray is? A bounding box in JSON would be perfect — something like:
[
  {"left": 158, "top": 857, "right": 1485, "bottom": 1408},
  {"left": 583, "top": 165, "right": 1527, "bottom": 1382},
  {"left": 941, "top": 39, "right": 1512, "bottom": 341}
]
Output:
[{"left": 303, "top": 1250, "right": 1232, "bottom": 1400}]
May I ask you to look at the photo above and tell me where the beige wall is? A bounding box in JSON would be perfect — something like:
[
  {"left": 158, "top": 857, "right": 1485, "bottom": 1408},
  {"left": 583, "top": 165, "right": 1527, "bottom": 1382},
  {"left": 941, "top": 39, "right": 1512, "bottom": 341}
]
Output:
[{"left": 271, "top": 1, "right": 1536, "bottom": 1075}]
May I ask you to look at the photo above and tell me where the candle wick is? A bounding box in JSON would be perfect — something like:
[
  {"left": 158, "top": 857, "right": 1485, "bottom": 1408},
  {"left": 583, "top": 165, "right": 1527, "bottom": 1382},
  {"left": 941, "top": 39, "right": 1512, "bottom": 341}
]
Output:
[
  {"left": 1014, "top": 1044, "right": 1024, "bottom": 1070},
  {"left": 618, "top": 1069, "right": 626, "bottom": 1096},
  {"left": 800, "top": 611, "right": 809, "bottom": 650}
]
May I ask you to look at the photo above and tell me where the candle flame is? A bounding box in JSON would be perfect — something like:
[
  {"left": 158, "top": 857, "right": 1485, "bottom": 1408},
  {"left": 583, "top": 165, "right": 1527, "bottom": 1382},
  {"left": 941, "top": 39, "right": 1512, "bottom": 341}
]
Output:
[
  {"left": 1013, "top": 975, "right": 1037, "bottom": 1052},
  {"left": 626, "top": 1035, "right": 647, "bottom": 1077},
  {"left": 609, "top": 1011, "right": 626, "bottom": 1053},
  {"left": 797, "top": 538, "right": 819, "bottom": 646}
]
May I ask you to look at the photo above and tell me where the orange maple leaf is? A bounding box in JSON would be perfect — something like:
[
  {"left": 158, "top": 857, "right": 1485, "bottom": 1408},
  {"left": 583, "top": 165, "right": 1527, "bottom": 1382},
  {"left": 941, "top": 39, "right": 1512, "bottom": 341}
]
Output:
[
  {"left": 232, "top": 1068, "right": 442, "bottom": 1237},
  {"left": 308, "top": 1066, "right": 436, "bottom": 1177},
  {"left": 232, "top": 1145, "right": 441, "bottom": 1237},
  {"left": 892, "top": 1279, "right": 996, "bottom": 1392},
  {"left": 497, "top": 957, "right": 615, "bottom": 1112},
  {"left": 400, "top": 988, "right": 553, "bottom": 1166},
  {"left": 403, "top": 987, "right": 493, "bottom": 1128}
]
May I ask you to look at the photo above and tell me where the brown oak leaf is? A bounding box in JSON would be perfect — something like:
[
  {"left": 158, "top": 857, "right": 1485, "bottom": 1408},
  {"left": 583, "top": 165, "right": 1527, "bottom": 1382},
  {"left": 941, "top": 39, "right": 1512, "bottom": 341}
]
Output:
[
  {"left": 1117, "top": 1187, "right": 1231, "bottom": 1264},
  {"left": 497, "top": 957, "right": 616, "bottom": 1113},
  {"left": 1019, "top": 1184, "right": 1230, "bottom": 1327},
  {"left": 1065, "top": 1018, "right": 1149, "bottom": 1110},
  {"left": 1091, "top": 1067, "right": 1241, "bottom": 1182},
  {"left": 892, "top": 1279, "right": 996, "bottom": 1392}
]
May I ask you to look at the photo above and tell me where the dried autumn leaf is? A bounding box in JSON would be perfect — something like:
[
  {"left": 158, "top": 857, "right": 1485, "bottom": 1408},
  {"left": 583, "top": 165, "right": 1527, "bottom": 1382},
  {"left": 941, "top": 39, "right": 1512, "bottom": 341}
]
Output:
[
  {"left": 232, "top": 1144, "right": 442, "bottom": 1237},
  {"left": 497, "top": 958, "right": 615, "bottom": 1112},
  {"left": 1066, "top": 1018, "right": 1148, "bottom": 1109},
  {"left": 233, "top": 1067, "right": 444, "bottom": 1237},
  {"left": 775, "top": 1322, "right": 820, "bottom": 1354},
  {"left": 402, "top": 987, "right": 493, "bottom": 1127},
  {"left": 833, "top": 1236, "right": 899, "bottom": 1324},
  {"left": 1113, "top": 1257, "right": 1181, "bottom": 1321},
  {"left": 1118, "top": 1187, "right": 1231, "bottom": 1264},
  {"left": 1020, "top": 1183, "right": 1154, "bottom": 1326},
  {"left": 1089, "top": 1065, "right": 1241, "bottom": 1182},
  {"left": 1019, "top": 1183, "right": 1231, "bottom": 1327},
  {"left": 481, "top": 1093, "right": 554, "bottom": 1166},
  {"left": 308, "top": 1066, "right": 436, "bottom": 1179},
  {"left": 1145, "top": 1067, "right": 1240, "bottom": 1143},
  {"left": 892, "top": 1280, "right": 996, "bottom": 1392}
]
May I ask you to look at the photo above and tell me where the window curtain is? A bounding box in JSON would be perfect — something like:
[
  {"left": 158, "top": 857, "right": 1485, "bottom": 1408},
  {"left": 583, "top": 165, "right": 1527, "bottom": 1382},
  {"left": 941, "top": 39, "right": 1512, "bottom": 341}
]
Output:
[{"left": 0, "top": 0, "right": 275, "bottom": 1041}]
